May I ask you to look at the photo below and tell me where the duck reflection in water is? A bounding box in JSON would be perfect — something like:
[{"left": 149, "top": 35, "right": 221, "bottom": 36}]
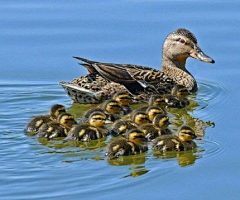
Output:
[{"left": 153, "top": 150, "right": 200, "bottom": 167}]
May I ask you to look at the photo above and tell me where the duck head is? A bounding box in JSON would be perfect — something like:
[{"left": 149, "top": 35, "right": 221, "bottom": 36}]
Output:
[
  {"left": 127, "top": 129, "right": 146, "bottom": 144},
  {"left": 152, "top": 114, "right": 170, "bottom": 129},
  {"left": 50, "top": 104, "right": 66, "bottom": 118},
  {"left": 88, "top": 111, "right": 107, "bottom": 128},
  {"left": 57, "top": 113, "right": 77, "bottom": 129},
  {"left": 171, "top": 85, "right": 190, "bottom": 98},
  {"left": 113, "top": 92, "right": 132, "bottom": 106},
  {"left": 178, "top": 126, "right": 197, "bottom": 142},
  {"left": 131, "top": 111, "right": 151, "bottom": 125},
  {"left": 163, "top": 28, "right": 215, "bottom": 68},
  {"left": 102, "top": 99, "right": 122, "bottom": 114},
  {"left": 146, "top": 106, "right": 166, "bottom": 121}
]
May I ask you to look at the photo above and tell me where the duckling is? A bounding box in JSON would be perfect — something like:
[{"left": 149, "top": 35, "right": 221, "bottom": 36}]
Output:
[
  {"left": 113, "top": 92, "right": 132, "bottom": 115},
  {"left": 37, "top": 113, "right": 77, "bottom": 139},
  {"left": 152, "top": 126, "right": 197, "bottom": 152},
  {"left": 138, "top": 123, "right": 160, "bottom": 141},
  {"left": 164, "top": 94, "right": 183, "bottom": 108},
  {"left": 145, "top": 106, "right": 167, "bottom": 121},
  {"left": 148, "top": 94, "right": 167, "bottom": 108},
  {"left": 64, "top": 111, "right": 108, "bottom": 142},
  {"left": 100, "top": 99, "right": 122, "bottom": 121},
  {"left": 110, "top": 119, "right": 137, "bottom": 136},
  {"left": 79, "top": 107, "right": 106, "bottom": 123},
  {"left": 152, "top": 114, "right": 172, "bottom": 135},
  {"left": 130, "top": 111, "right": 151, "bottom": 125},
  {"left": 24, "top": 104, "right": 66, "bottom": 133},
  {"left": 171, "top": 85, "right": 190, "bottom": 107},
  {"left": 106, "top": 129, "right": 148, "bottom": 158}
]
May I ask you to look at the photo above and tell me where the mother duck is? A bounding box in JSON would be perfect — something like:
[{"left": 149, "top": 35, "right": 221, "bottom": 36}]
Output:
[{"left": 60, "top": 28, "right": 215, "bottom": 104}]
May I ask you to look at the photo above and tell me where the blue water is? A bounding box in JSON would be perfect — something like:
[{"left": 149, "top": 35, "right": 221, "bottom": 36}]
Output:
[{"left": 1, "top": 1, "right": 240, "bottom": 199}]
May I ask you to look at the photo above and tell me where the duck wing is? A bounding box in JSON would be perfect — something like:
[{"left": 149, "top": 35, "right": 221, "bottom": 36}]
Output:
[{"left": 73, "top": 56, "right": 147, "bottom": 94}]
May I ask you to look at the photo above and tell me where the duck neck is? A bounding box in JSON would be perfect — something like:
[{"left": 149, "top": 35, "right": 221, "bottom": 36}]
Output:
[{"left": 161, "top": 55, "right": 197, "bottom": 92}]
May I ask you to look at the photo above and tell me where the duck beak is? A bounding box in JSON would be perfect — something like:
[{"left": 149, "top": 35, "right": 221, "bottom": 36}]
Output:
[{"left": 190, "top": 44, "right": 215, "bottom": 64}]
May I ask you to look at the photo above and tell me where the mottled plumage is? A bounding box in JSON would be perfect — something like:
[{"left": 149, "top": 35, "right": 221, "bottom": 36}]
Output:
[{"left": 60, "top": 28, "right": 215, "bottom": 104}]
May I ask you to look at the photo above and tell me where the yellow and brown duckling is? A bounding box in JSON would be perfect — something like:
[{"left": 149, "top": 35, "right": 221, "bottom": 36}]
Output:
[
  {"left": 79, "top": 107, "right": 106, "bottom": 123},
  {"left": 64, "top": 111, "right": 108, "bottom": 142},
  {"left": 110, "top": 119, "right": 137, "bottom": 136},
  {"left": 130, "top": 111, "right": 151, "bottom": 126},
  {"left": 146, "top": 106, "right": 167, "bottom": 122},
  {"left": 152, "top": 114, "right": 172, "bottom": 135},
  {"left": 171, "top": 85, "right": 190, "bottom": 107},
  {"left": 25, "top": 104, "right": 66, "bottom": 133},
  {"left": 37, "top": 113, "right": 76, "bottom": 139},
  {"left": 113, "top": 92, "right": 132, "bottom": 115},
  {"left": 151, "top": 126, "right": 197, "bottom": 152},
  {"left": 148, "top": 94, "right": 167, "bottom": 108},
  {"left": 106, "top": 129, "right": 148, "bottom": 158},
  {"left": 138, "top": 123, "right": 161, "bottom": 141},
  {"left": 99, "top": 99, "right": 122, "bottom": 122}
]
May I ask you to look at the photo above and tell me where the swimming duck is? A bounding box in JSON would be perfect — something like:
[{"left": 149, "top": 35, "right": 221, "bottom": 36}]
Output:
[
  {"left": 171, "top": 85, "right": 190, "bottom": 107},
  {"left": 110, "top": 119, "right": 137, "bottom": 136},
  {"left": 146, "top": 106, "right": 167, "bottom": 121},
  {"left": 99, "top": 99, "right": 122, "bottom": 122},
  {"left": 106, "top": 129, "right": 148, "bottom": 158},
  {"left": 130, "top": 111, "right": 151, "bottom": 125},
  {"left": 152, "top": 114, "right": 172, "bottom": 135},
  {"left": 37, "top": 113, "right": 76, "bottom": 139},
  {"left": 64, "top": 111, "right": 108, "bottom": 142},
  {"left": 138, "top": 123, "right": 161, "bottom": 141},
  {"left": 113, "top": 92, "right": 132, "bottom": 115},
  {"left": 151, "top": 126, "right": 197, "bottom": 152},
  {"left": 148, "top": 94, "right": 167, "bottom": 108},
  {"left": 24, "top": 104, "right": 66, "bottom": 133},
  {"left": 79, "top": 107, "right": 106, "bottom": 123},
  {"left": 60, "top": 28, "right": 215, "bottom": 103}
]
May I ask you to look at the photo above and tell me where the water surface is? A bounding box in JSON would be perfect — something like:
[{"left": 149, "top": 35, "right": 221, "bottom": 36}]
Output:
[{"left": 0, "top": 1, "right": 240, "bottom": 199}]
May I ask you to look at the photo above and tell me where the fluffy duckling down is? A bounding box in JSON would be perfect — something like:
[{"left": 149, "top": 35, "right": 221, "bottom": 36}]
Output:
[
  {"left": 65, "top": 111, "right": 108, "bottom": 142},
  {"left": 106, "top": 129, "right": 148, "bottom": 158},
  {"left": 25, "top": 104, "right": 66, "bottom": 133},
  {"left": 151, "top": 126, "right": 197, "bottom": 152}
]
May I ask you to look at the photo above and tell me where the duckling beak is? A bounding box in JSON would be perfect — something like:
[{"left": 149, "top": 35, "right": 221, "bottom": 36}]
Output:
[{"left": 190, "top": 45, "right": 215, "bottom": 64}]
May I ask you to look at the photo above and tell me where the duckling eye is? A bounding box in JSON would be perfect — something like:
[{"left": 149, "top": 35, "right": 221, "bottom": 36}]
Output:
[{"left": 93, "top": 118, "right": 106, "bottom": 121}]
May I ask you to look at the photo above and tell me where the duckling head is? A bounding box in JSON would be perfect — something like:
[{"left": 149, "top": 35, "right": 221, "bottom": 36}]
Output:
[
  {"left": 149, "top": 94, "right": 167, "bottom": 108},
  {"left": 163, "top": 28, "right": 215, "bottom": 67},
  {"left": 127, "top": 129, "right": 146, "bottom": 144},
  {"left": 152, "top": 114, "right": 170, "bottom": 129},
  {"left": 102, "top": 99, "right": 121, "bottom": 114},
  {"left": 171, "top": 85, "right": 190, "bottom": 98},
  {"left": 57, "top": 113, "right": 76, "bottom": 129},
  {"left": 178, "top": 126, "right": 196, "bottom": 142},
  {"left": 50, "top": 104, "right": 66, "bottom": 118},
  {"left": 113, "top": 92, "right": 132, "bottom": 106},
  {"left": 146, "top": 106, "right": 166, "bottom": 121},
  {"left": 131, "top": 111, "right": 151, "bottom": 125},
  {"left": 88, "top": 111, "right": 107, "bottom": 128}
]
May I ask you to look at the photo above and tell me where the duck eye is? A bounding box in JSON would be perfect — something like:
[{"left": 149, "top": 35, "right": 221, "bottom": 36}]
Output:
[{"left": 180, "top": 39, "right": 185, "bottom": 44}]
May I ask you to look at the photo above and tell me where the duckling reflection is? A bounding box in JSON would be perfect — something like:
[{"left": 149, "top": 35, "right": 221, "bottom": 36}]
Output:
[
  {"left": 107, "top": 153, "right": 147, "bottom": 166},
  {"left": 25, "top": 104, "right": 66, "bottom": 134},
  {"left": 153, "top": 150, "right": 198, "bottom": 167}
]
